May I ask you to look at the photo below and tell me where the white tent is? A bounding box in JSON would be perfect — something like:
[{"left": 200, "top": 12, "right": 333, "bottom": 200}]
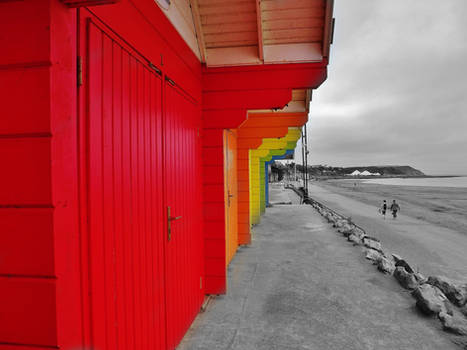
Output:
[
  {"left": 349, "top": 170, "right": 361, "bottom": 176},
  {"left": 360, "top": 170, "right": 372, "bottom": 176},
  {"left": 372, "top": 172, "right": 381, "bottom": 176}
]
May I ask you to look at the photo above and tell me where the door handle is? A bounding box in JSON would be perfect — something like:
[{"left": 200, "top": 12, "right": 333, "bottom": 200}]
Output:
[{"left": 167, "top": 206, "right": 182, "bottom": 241}]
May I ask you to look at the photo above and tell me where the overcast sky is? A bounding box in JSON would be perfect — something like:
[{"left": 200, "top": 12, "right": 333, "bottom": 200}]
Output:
[{"left": 298, "top": 0, "right": 467, "bottom": 175}]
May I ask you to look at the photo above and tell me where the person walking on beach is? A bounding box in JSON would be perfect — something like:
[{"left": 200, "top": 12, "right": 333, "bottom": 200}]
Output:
[
  {"left": 390, "top": 200, "right": 400, "bottom": 219},
  {"left": 379, "top": 200, "right": 387, "bottom": 219}
]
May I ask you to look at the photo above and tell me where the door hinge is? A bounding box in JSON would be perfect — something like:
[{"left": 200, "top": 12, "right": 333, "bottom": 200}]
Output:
[
  {"left": 200, "top": 276, "right": 203, "bottom": 289},
  {"left": 227, "top": 191, "right": 234, "bottom": 207},
  {"left": 148, "top": 62, "right": 162, "bottom": 75},
  {"left": 77, "top": 56, "right": 83, "bottom": 87}
]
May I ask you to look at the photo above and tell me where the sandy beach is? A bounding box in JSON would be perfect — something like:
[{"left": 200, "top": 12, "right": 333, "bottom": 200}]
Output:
[{"left": 307, "top": 179, "right": 467, "bottom": 281}]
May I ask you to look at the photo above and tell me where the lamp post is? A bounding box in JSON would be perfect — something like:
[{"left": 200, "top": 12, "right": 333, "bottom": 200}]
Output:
[{"left": 301, "top": 125, "right": 309, "bottom": 197}]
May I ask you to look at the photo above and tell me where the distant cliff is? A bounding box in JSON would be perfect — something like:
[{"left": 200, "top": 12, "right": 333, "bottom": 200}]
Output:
[
  {"left": 287, "top": 164, "right": 426, "bottom": 177},
  {"left": 343, "top": 165, "right": 425, "bottom": 176}
]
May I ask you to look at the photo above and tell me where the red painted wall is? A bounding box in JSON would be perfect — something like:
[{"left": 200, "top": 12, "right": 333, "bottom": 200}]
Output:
[
  {"left": 88, "top": 0, "right": 202, "bottom": 100},
  {"left": 202, "top": 128, "right": 227, "bottom": 293},
  {"left": 0, "top": 1, "right": 80, "bottom": 348},
  {"left": 0, "top": 1, "right": 204, "bottom": 349}
]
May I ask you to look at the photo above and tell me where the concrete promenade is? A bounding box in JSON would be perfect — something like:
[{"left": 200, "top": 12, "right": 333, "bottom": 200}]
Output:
[{"left": 178, "top": 186, "right": 458, "bottom": 350}]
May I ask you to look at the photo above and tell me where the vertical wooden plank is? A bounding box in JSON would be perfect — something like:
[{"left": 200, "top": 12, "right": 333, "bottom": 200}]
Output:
[
  {"left": 175, "top": 88, "right": 182, "bottom": 343},
  {"left": 147, "top": 69, "right": 156, "bottom": 350},
  {"left": 101, "top": 32, "right": 117, "bottom": 350},
  {"left": 79, "top": 13, "right": 92, "bottom": 348},
  {"left": 166, "top": 84, "right": 174, "bottom": 349},
  {"left": 172, "top": 86, "right": 178, "bottom": 349},
  {"left": 136, "top": 62, "right": 147, "bottom": 350},
  {"left": 184, "top": 95, "right": 190, "bottom": 329},
  {"left": 151, "top": 74, "right": 166, "bottom": 350},
  {"left": 148, "top": 73, "right": 156, "bottom": 349},
  {"left": 223, "top": 131, "right": 230, "bottom": 266},
  {"left": 87, "top": 23, "right": 106, "bottom": 349},
  {"left": 112, "top": 41, "right": 125, "bottom": 349},
  {"left": 198, "top": 104, "right": 205, "bottom": 303},
  {"left": 129, "top": 57, "right": 142, "bottom": 350},
  {"left": 165, "top": 84, "right": 174, "bottom": 349},
  {"left": 121, "top": 50, "right": 135, "bottom": 350},
  {"left": 143, "top": 66, "right": 153, "bottom": 349},
  {"left": 180, "top": 93, "right": 187, "bottom": 333},
  {"left": 148, "top": 72, "right": 156, "bottom": 349}
]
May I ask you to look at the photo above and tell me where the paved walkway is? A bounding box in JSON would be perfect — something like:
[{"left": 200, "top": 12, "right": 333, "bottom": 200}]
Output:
[
  {"left": 269, "top": 184, "right": 301, "bottom": 205},
  {"left": 178, "top": 187, "right": 458, "bottom": 350}
]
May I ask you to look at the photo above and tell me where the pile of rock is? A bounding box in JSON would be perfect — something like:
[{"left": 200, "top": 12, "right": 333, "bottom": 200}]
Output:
[{"left": 306, "top": 194, "right": 467, "bottom": 340}]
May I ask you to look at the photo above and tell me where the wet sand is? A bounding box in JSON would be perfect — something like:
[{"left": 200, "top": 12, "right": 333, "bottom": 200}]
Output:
[
  {"left": 307, "top": 179, "right": 467, "bottom": 281},
  {"left": 317, "top": 179, "right": 467, "bottom": 234}
]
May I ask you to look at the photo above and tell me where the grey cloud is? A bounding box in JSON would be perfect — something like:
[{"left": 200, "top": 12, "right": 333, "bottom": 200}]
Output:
[{"left": 300, "top": 0, "right": 467, "bottom": 175}]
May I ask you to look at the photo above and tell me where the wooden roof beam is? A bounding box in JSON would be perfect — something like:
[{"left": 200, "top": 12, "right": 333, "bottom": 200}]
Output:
[
  {"left": 305, "top": 89, "right": 312, "bottom": 112},
  {"left": 189, "top": 0, "right": 207, "bottom": 63},
  {"left": 255, "top": 0, "right": 264, "bottom": 61},
  {"left": 322, "top": 0, "right": 335, "bottom": 59}
]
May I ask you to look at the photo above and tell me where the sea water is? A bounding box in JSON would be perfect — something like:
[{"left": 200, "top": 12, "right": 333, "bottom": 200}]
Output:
[{"left": 363, "top": 176, "right": 467, "bottom": 188}]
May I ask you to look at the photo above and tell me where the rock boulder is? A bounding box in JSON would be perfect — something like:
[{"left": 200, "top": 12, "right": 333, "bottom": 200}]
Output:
[
  {"left": 394, "top": 266, "right": 419, "bottom": 290},
  {"left": 348, "top": 233, "right": 362, "bottom": 245},
  {"left": 392, "top": 254, "right": 403, "bottom": 262},
  {"left": 427, "top": 276, "right": 467, "bottom": 307},
  {"left": 394, "top": 259, "right": 415, "bottom": 274},
  {"left": 365, "top": 248, "right": 383, "bottom": 263},
  {"left": 460, "top": 305, "right": 467, "bottom": 318},
  {"left": 412, "top": 284, "right": 449, "bottom": 315},
  {"left": 339, "top": 224, "right": 355, "bottom": 237},
  {"left": 363, "top": 236, "right": 382, "bottom": 252},
  {"left": 439, "top": 312, "right": 467, "bottom": 336},
  {"left": 414, "top": 272, "right": 428, "bottom": 285},
  {"left": 377, "top": 255, "right": 396, "bottom": 275},
  {"left": 334, "top": 219, "right": 347, "bottom": 228}
]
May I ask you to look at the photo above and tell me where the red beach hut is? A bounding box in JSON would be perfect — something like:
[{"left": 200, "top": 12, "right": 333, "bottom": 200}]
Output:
[{"left": 0, "top": 0, "right": 334, "bottom": 349}]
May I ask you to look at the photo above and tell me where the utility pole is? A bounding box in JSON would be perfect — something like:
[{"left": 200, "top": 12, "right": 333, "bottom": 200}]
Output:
[{"left": 301, "top": 125, "right": 309, "bottom": 196}]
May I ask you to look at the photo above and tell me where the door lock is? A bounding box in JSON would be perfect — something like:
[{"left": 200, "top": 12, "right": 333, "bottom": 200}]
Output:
[{"left": 167, "top": 206, "right": 182, "bottom": 241}]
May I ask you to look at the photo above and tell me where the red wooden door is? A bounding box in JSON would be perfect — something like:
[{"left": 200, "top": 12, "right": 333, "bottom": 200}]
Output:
[
  {"left": 80, "top": 11, "right": 204, "bottom": 350},
  {"left": 224, "top": 129, "right": 238, "bottom": 266},
  {"left": 164, "top": 82, "right": 204, "bottom": 349},
  {"left": 82, "top": 17, "right": 166, "bottom": 350}
]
